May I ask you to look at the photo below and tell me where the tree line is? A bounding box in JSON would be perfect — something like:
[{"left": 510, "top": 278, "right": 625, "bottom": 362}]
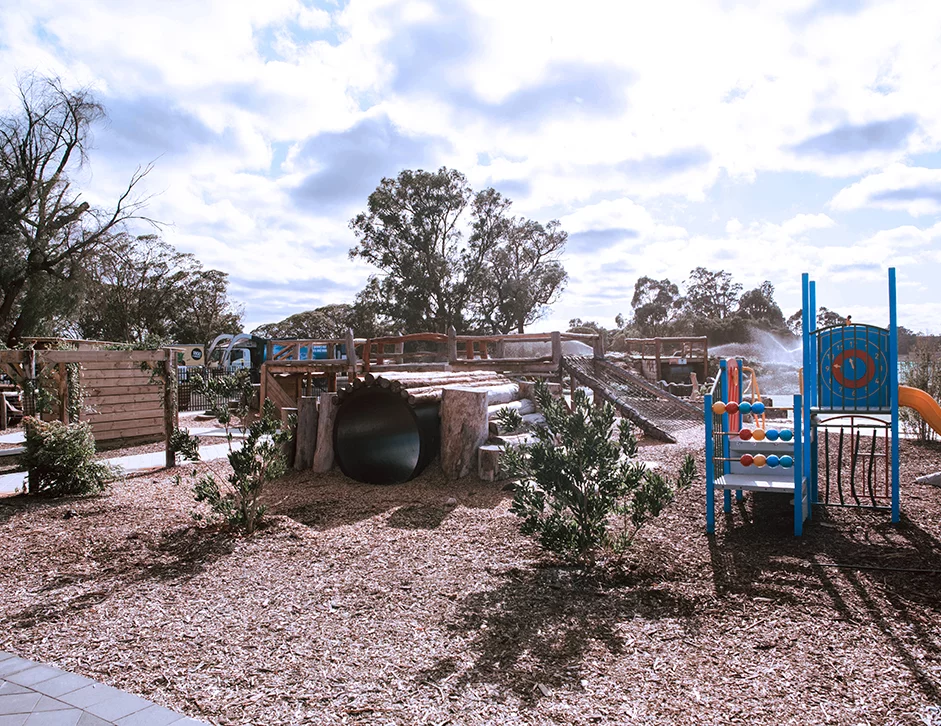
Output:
[
  {"left": 254, "top": 167, "right": 569, "bottom": 340},
  {"left": 0, "top": 75, "right": 242, "bottom": 348}
]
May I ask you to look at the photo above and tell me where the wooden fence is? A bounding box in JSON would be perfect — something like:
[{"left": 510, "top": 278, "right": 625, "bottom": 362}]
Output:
[{"left": 0, "top": 349, "right": 177, "bottom": 465}]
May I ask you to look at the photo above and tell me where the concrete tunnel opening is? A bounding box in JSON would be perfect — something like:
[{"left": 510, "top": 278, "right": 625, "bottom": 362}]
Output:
[{"left": 333, "top": 387, "right": 441, "bottom": 485}]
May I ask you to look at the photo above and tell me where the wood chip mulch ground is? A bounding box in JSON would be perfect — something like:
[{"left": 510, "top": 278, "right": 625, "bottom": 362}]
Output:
[{"left": 1, "top": 437, "right": 941, "bottom": 725}]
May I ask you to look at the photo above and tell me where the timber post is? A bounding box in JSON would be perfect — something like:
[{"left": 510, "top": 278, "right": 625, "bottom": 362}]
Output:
[
  {"left": 551, "top": 331, "right": 562, "bottom": 369},
  {"left": 346, "top": 328, "right": 357, "bottom": 380},
  {"left": 447, "top": 326, "right": 457, "bottom": 365},
  {"left": 164, "top": 347, "right": 179, "bottom": 469},
  {"left": 441, "top": 387, "right": 490, "bottom": 480},
  {"left": 295, "top": 396, "right": 318, "bottom": 471},
  {"left": 593, "top": 331, "right": 606, "bottom": 360},
  {"left": 312, "top": 391, "right": 338, "bottom": 472}
]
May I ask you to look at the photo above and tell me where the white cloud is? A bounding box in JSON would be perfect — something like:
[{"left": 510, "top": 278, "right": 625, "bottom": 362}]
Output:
[
  {"left": 2, "top": 0, "right": 941, "bottom": 332},
  {"left": 830, "top": 164, "right": 941, "bottom": 216}
]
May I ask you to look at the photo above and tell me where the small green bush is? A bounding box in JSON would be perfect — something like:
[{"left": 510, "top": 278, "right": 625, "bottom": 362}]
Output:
[
  {"left": 171, "top": 371, "right": 290, "bottom": 533},
  {"left": 504, "top": 382, "right": 697, "bottom": 568},
  {"left": 23, "top": 417, "right": 118, "bottom": 496},
  {"left": 494, "top": 406, "right": 525, "bottom": 433}
]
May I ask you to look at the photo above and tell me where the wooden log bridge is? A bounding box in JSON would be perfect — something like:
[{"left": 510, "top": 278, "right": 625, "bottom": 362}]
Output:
[{"left": 561, "top": 356, "right": 702, "bottom": 443}]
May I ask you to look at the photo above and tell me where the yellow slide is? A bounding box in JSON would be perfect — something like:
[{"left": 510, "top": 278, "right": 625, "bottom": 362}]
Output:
[{"left": 899, "top": 386, "right": 941, "bottom": 436}]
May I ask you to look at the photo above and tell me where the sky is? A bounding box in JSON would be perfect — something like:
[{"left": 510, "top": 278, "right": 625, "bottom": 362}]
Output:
[{"left": 2, "top": 0, "right": 941, "bottom": 335}]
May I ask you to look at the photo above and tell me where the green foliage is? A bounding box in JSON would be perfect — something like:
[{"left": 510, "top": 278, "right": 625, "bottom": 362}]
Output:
[
  {"left": 349, "top": 167, "right": 567, "bottom": 335},
  {"left": 494, "top": 406, "right": 525, "bottom": 434},
  {"left": 901, "top": 339, "right": 941, "bottom": 442},
  {"left": 504, "top": 383, "right": 696, "bottom": 567},
  {"left": 79, "top": 234, "right": 243, "bottom": 346},
  {"left": 252, "top": 304, "right": 356, "bottom": 340},
  {"left": 173, "top": 371, "right": 289, "bottom": 533},
  {"left": 23, "top": 417, "right": 118, "bottom": 496},
  {"left": 628, "top": 269, "right": 794, "bottom": 344}
]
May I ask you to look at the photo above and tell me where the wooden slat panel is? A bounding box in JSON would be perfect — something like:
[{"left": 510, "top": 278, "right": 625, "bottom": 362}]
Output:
[
  {"left": 81, "top": 369, "right": 154, "bottom": 381},
  {"left": 39, "top": 350, "right": 165, "bottom": 363},
  {"left": 85, "top": 385, "right": 161, "bottom": 397},
  {"left": 85, "top": 393, "right": 163, "bottom": 406},
  {"left": 89, "top": 408, "right": 165, "bottom": 424},
  {"left": 78, "top": 361, "right": 154, "bottom": 371},
  {"left": 91, "top": 416, "right": 163, "bottom": 433},
  {"left": 95, "top": 424, "right": 164, "bottom": 441}
]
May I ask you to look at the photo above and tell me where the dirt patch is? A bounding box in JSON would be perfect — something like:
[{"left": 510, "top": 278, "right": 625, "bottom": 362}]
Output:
[{"left": 0, "top": 439, "right": 939, "bottom": 725}]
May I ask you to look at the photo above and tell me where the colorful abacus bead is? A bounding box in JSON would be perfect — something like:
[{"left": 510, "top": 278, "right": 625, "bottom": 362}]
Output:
[
  {"left": 739, "top": 428, "right": 753, "bottom": 441},
  {"left": 779, "top": 455, "right": 794, "bottom": 468},
  {"left": 753, "top": 454, "right": 767, "bottom": 467},
  {"left": 752, "top": 428, "right": 766, "bottom": 441},
  {"left": 726, "top": 401, "right": 739, "bottom": 414},
  {"left": 766, "top": 455, "right": 780, "bottom": 467},
  {"left": 779, "top": 429, "right": 793, "bottom": 442},
  {"left": 712, "top": 401, "right": 727, "bottom": 415},
  {"left": 751, "top": 402, "right": 766, "bottom": 414},
  {"left": 739, "top": 401, "right": 752, "bottom": 415},
  {"left": 765, "top": 429, "right": 780, "bottom": 441},
  {"left": 739, "top": 454, "right": 754, "bottom": 466}
]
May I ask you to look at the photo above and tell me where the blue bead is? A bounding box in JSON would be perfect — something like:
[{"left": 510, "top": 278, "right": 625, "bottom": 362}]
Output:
[
  {"left": 751, "top": 402, "right": 766, "bottom": 414},
  {"left": 766, "top": 455, "right": 780, "bottom": 468},
  {"left": 779, "top": 429, "right": 793, "bottom": 442},
  {"left": 779, "top": 455, "right": 794, "bottom": 468},
  {"left": 739, "top": 402, "right": 752, "bottom": 415},
  {"left": 765, "top": 429, "right": 780, "bottom": 441}
]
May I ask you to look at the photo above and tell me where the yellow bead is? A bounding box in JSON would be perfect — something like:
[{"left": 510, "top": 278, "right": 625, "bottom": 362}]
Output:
[
  {"left": 712, "top": 401, "right": 727, "bottom": 415},
  {"left": 752, "top": 429, "right": 766, "bottom": 441},
  {"left": 753, "top": 454, "right": 767, "bottom": 467}
]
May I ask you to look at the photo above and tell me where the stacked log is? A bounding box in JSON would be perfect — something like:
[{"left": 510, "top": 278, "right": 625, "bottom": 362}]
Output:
[{"left": 328, "top": 370, "right": 557, "bottom": 483}]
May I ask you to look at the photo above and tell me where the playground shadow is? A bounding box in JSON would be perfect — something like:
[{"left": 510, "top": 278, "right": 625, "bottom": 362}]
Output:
[
  {"left": 708, "top": 494, "right": 941, "bottom": 704},
  {"left": 269, "top": 463, "right": 507, "bottom": 532},
  {"left": 416, "top": 564, "right": 698, "bottom": 704}
]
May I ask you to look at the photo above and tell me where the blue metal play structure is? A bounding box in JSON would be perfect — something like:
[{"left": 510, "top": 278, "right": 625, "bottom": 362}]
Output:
[{"left": 705, "top": 268, "right": 901, "bottom": 536}]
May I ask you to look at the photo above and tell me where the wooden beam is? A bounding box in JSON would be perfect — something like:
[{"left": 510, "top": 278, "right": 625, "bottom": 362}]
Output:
[{"left": 37, "top": 350, "right": 164, "bottom": 363}]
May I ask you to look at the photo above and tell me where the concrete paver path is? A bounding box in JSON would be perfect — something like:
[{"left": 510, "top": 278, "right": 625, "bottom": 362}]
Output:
[{"left": 0, "top": 651, "right": 204, "bottom": 725}]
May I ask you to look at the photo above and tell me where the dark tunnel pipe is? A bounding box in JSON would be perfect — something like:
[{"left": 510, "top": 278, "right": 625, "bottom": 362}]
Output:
[{"left": 333, "top": 387, "right": 441, "bottom": 485}]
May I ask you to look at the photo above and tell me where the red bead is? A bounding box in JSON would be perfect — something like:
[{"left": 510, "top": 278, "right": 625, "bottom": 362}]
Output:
[
  {"left": 739, "top": 454, "right": 754, "bottom": 467},
  {"left": 739, "top": 428, "right": 753, "bottom": 441},
  {"left": 725, "top": 401, "right": 739, "bottom": 414}
]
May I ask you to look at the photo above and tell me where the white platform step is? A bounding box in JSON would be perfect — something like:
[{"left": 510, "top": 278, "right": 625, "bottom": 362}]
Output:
[{"left": 716, "top": 473, "right": 806, "bottom": 494}]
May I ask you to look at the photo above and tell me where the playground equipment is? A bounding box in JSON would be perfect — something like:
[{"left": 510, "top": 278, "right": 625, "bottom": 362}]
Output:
[{"left": 706, "top": 267, "right": 941, "bottom": 536}]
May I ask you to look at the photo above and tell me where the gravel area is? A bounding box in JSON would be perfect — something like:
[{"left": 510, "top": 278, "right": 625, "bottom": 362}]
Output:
[{"left": 0, "top": 436, "right": 939, "bottom": 725}]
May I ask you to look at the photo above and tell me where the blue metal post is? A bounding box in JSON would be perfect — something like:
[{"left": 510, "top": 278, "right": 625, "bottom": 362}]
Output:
[
  {"left": 793, "top": 394, "right": 803, "bottom": 536},
  {"left": 705, "top": 394, "right": 715, "bottom": 534},
  {"left": 809, "top": 280, "right": 818, "bottom": 511},
  {"left": 736, "top": 358, "right": 744, "bottom": 503},
  {"left": 720, "top": 360, "right": 732, "bottom": 512},
  {"left": 889, "top": 267, "right": 900, "bottom": 523}
]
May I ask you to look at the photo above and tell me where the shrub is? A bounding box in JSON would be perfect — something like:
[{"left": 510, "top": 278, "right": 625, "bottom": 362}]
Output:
[
  {"left": 23, "top": 417, "right": 118, "bottom": 496},
  {"left": 171, "top": 371, "right": 290, "bottom": 533},
  {"left": 504, "top": 382, "right": 696, "bottom": 567},
  {"left": 494, "top": 406, "right": 525, "bottom": 434}
]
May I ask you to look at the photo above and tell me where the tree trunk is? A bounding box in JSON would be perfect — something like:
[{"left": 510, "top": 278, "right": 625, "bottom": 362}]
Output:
[{"left": 0, "top": 279, "right": 26, "bottom": 346}]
